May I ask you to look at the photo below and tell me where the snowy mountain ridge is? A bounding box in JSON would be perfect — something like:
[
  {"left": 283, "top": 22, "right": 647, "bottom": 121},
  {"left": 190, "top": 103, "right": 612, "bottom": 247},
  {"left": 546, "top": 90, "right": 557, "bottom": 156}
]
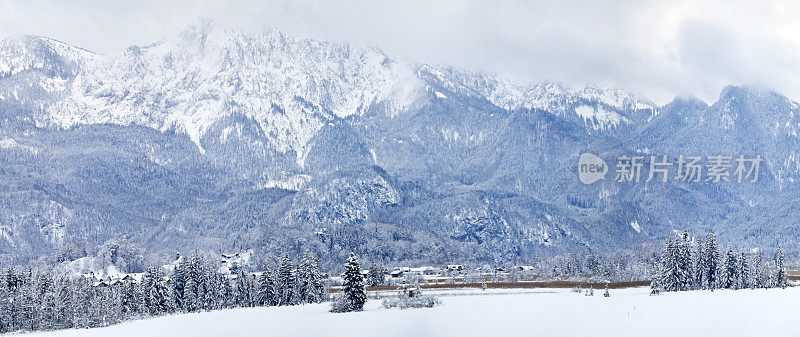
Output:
[
  {"left": 0, "top": 35, "right": 99, "bottom": 78},
  {"left": 40, "top": 21, "right": 423, "bottom": 160},
  {"left": 1, "top": 20, "right": 798, "bottom": 266},
  {"left": 4, "top": 20, "right": 652, "bottom": 160}
]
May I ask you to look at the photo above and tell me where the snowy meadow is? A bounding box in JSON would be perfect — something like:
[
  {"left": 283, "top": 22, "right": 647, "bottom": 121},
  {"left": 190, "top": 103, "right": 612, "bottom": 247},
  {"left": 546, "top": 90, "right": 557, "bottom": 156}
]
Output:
[{"left": 21, "top": 286, "right": 799, "bottom": 337}]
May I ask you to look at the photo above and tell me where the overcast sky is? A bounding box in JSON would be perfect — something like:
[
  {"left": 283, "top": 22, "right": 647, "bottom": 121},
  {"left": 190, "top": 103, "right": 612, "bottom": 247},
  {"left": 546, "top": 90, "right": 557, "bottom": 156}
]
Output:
[{"left": 1, "top": 0, "right": 798, "bottom": 104}]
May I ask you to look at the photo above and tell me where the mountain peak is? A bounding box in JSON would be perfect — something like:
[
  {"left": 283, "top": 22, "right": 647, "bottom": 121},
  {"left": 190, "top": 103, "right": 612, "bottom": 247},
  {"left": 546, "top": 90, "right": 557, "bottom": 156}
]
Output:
[
  {"left": 0, "top": 35, "right": 99, "bottom": 78},
  {"left": 665, "top": 94, "right": 708, "bottom": 109},
  {"left": 580, "top": 82, "right": 655, "bottom": 111},
  {"left": 37, "top": 22, "right": 423, "bottom": 158}
]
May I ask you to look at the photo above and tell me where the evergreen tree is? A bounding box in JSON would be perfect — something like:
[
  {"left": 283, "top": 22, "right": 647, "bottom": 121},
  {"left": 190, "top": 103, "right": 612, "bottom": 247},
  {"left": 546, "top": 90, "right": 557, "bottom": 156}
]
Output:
[
  {"left": 738, "top": 252, "right": 750, "bottom": 289},
  {"left": 677, "top": 230, "right": 692, "bottom": 291},
  {"left": 277, "top": 255, "right": 295, "bottom": 305},
  {"left": 298, "top": 251, "right": 326, "bottom": 304},
  {"left": 37, "top": 274, "right": 57, "bottom": 330},
  {"left": 189, "top": 253, "right": 212, "bottom": 310},
  {"left": 204, "top": 272, "right": 221, "bottom": 311},
  {"left": 660, "top": 236, "right": 679, "bottom": 292},
  {"left": 255, "top": 272, "right": 267, "bottom": 306},
  {"left": 171, "top": 258, "right": 188, "bottom": 312},
  {"left": 142, "top": 267, "right": 170, "bottom": 315},
  {"left": 694, "top": 241, "right": 705, "bottom": 289},
  {"left": 721, "top": 247, "right": 738, "bottom": 289},
  {"left": 55, "top": 277, "right": 75, "bottom": 328},
  {"left": 775, "top": 247, "right": 787, "bottom": 288},
  {"left": 184, "top": 276, "right": 198, "bottom": 312},
  {"left": 752, "top": 253, "right": 765, "bottom": 288},
  {"left": 219, "top": 276, "right": 234, "bottom": 309},
  {"left": 121, "top": 280, "right": 138, "bottom": 316},
  {"left": 367, "top": 262, "right": 386, "bottom": 287},
  {"left": 234, "top": 269, "right": 253, "bottom": 307},
  {"left": 88, "top": 287, "right": 105, "bottom": 327},
  {"left": 704, "top": 230, "right": 720, "bottom": 290},
  {"left": 649, "top": 261, "right": 661, "bottom": 295},
  {"left": 266, "top": 268, "right": 281, "bottom": 306},
  {"left": 296, "top": 254, "right": 311, "bottom": 304},
  {"left": 72, "top": 277, "right": 92, "bottom": 329},
  {"left": 340, "top": 252, "right": 366, "bottom": 312}
]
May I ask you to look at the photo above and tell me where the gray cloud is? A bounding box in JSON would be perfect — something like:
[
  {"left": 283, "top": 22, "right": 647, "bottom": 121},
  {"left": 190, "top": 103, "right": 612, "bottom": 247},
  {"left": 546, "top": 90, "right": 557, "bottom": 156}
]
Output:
[{"left": 1, "top": 0, "right": 798, "bottom": 104}]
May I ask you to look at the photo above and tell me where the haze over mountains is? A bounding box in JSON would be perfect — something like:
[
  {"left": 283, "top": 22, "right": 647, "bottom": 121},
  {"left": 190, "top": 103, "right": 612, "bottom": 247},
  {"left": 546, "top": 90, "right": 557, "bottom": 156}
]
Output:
[{"left": 1, "top": 20, "right": 798, "bottom": 266}]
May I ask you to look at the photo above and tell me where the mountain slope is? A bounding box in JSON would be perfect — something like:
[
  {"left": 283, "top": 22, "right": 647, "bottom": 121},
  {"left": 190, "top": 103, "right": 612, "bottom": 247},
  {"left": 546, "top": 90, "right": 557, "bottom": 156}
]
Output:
[{"left": 0, "top": 21, "right": 797, "bottom": 266}]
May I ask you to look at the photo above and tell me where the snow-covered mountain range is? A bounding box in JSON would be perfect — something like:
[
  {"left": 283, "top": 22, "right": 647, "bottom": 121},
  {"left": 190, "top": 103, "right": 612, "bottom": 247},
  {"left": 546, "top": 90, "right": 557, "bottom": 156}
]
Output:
[{"left": 1, "top": 20, "right": 798, "bottom": 266}]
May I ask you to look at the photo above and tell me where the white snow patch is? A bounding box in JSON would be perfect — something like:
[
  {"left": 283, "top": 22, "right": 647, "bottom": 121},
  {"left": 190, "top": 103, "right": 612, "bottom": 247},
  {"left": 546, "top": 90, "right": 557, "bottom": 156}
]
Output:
[
  {"left": 39, "top": 76, "right": 67, "bottom": 92},
  {"left": 59, "top": 257, "right": 122, "bottom": 279},
  {"left": 260, "top": 174, "right": 311, "bottom": 191},
  {"left": 0, "top": 137, "right": 39, "bottom": 154},
  {"left": 435, "top": 91, "right": 447, "bottom": 99},
  {"left": 574, "top": 105, "right": 629, "bottom": 130},
  {"left": 0, "top": 226, "right": 14, "bottom": 246},
  {"left": 630, "top": 220, "right": 641, "bottom": 233},
  {"left": 21, "top": 287, "right": 800, "bottom": 337}
]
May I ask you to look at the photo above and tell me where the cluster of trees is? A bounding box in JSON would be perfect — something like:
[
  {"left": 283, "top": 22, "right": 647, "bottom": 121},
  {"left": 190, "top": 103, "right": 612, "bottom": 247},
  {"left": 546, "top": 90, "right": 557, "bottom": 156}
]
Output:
[
  {"left": 0, "top": 251, "right": 327, "bottom": 333},
  {"left": 524, "top": 249, "right": 652, "bottom": 282},
  {"left": 366, "top": 262, "right": 387, "bottom": 287},
  {"left": 652, "top": 230, "right": 788, "bottom": 294}
]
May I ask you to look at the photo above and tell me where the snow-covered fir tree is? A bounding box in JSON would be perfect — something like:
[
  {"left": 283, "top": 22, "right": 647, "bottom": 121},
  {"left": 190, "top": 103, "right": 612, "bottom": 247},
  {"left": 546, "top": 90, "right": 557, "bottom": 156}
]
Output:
[
  {"left": 649, "top": 261, "right": 661, "bottom": 295},
  {"left": 184, "top": 275, "right": 199, "bottom": 312},
  {"left": 721, "top": 247, "right": 738, "bottom": 289},
  {"left": 704, "top": 230, "right": 720, "bottom": 290},
  {"left": 188, "top": 253, "right": 210, "bottom": 310},
  {"left": 171, "top": 257, "right": 187, "bottom": 311},
  {"left": 219, "top": 274, "right": 234, "bottom": 309},
  {"left": 298, "top": 251, "right": 326, "bottom": 304},
  {"left": 660, "top": 236, "right": 679, "bottom": 292},
  {"left": 234, "top": 269, "right": 254, "bottom": 307},
  {"left": 774, "top": 247, "right": 787, "bottom": 288},
  {"left": 257, "top": 270, "right": 274, "bottom": 306},
  {"left": 677, "top": 230, "right": 692, "bottom": 291},
  {"left": 738, "top": 252, "right": 750, "bottom": 289},
  {"left": 752, "top": 253, "right": 765, "bottom": 288},
  {"left": 277, "top": 255, "right": 296, "bottom": 305},
  {"left": 694, "top": 241, "right": 705, "bottom": 290},
  {"left": 367, "top": 262, "right": 386, "bottom": 287},
  {"left": 55, "top": 277, "right": 76, "bottom": 327},
  {"left": 142, "top": 267, "right": 170, "bottom": 315},
  {"left": 334, "top": 252, "right": 367, "bottom": 312},
  {"left": 121, "top": 279, "right": 138, "bottom": 316}
]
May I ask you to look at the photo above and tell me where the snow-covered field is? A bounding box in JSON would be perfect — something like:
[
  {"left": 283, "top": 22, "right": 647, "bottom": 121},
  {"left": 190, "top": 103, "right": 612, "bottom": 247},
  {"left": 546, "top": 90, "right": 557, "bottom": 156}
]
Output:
[{"left": 25, "top": 287, "right": 799, "bottom": 337}]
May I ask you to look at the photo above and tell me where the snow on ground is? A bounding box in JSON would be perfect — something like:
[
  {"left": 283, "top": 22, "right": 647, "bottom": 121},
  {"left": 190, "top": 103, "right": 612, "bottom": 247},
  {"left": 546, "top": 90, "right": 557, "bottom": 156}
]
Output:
[{"left": 24, "top": 287, "right": 799, "bottom": 337}]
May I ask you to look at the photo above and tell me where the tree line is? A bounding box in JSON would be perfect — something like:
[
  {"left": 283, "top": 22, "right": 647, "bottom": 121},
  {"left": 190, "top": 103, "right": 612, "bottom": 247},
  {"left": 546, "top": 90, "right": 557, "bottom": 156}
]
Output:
[
  {"left": 651, "top": 229, "right": 788, "bottom": 294},
  {"left": 0, "top": 251, "right": 327, "bottom": 333}
]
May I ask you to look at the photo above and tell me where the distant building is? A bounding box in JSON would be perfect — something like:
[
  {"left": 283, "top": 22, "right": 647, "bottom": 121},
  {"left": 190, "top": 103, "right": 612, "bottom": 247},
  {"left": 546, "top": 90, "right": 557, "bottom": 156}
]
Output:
[
  {"left": 446, "top": 265, "right": 463, "bottom": 272},
  {"left": 409, "top": 266, "right": 436, "bottom": 275}
]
